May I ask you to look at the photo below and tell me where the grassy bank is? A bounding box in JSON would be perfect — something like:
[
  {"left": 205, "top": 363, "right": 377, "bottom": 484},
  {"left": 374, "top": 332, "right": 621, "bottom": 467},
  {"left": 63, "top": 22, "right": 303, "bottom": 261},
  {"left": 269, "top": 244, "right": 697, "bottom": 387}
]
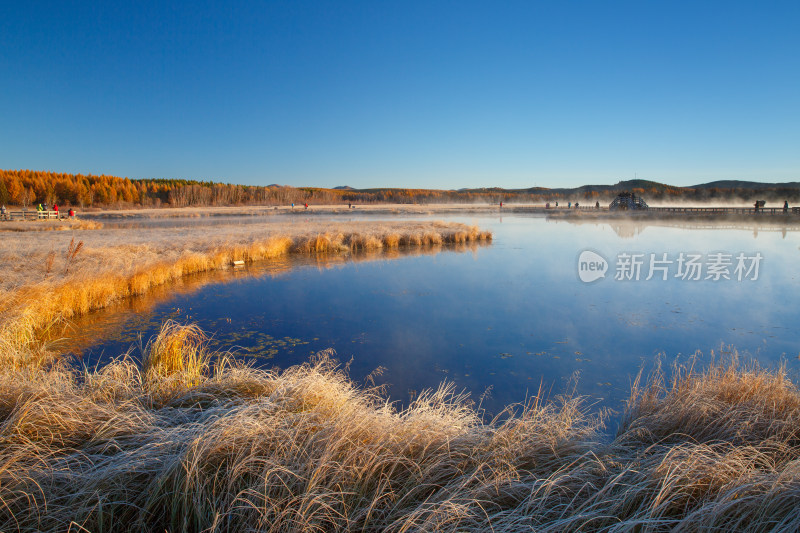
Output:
[
  {"left": 0, "top": 219, "right": 491, "bottom": 369},
  {"left": 1, "top": 322, "right": 798, "bottom": 531}
]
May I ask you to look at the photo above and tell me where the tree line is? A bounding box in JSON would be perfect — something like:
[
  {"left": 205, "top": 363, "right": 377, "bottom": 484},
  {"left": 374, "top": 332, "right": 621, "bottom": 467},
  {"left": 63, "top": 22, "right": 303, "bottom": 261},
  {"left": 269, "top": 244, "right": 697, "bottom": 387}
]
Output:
[{"left": 1, "top": 169, "right": 798, "bottom": 209}]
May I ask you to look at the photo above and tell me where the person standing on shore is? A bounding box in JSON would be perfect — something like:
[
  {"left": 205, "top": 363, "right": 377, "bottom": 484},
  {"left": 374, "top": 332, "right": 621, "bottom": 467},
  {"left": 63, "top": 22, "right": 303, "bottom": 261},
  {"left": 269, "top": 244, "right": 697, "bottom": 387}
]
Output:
[{"left": 784, "top": 200, "right": 789, "bottom": 213}]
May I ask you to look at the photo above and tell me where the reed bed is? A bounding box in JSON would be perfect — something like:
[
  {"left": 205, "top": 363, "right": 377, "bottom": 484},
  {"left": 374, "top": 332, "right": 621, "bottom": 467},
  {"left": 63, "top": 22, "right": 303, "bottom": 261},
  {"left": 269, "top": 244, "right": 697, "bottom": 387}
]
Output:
[
  {"left": 0, "top": 322, "right": 798, "bottom": 531},
  {"left": 0, "top": 219, "right": 491, "bottom": 370}
]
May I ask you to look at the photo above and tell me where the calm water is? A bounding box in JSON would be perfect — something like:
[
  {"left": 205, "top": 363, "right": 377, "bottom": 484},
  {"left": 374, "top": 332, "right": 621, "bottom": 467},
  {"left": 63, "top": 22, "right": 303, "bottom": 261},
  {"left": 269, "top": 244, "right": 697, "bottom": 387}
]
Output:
[{"left": 68, "top": 214, "right": 800, "bottom": 417}]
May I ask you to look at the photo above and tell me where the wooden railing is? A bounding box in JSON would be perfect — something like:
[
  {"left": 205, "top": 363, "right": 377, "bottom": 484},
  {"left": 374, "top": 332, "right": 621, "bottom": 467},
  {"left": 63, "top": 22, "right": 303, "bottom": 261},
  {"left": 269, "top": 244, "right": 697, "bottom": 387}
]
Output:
[
  {"left": 648, "top": 207, "right": 800, "bottom": 215},
  {"left": 536, "top": 206, "right": 800, "bottom": 215},
  {"left": 0, "top": 210, "right": 74, "bottom": 221}
]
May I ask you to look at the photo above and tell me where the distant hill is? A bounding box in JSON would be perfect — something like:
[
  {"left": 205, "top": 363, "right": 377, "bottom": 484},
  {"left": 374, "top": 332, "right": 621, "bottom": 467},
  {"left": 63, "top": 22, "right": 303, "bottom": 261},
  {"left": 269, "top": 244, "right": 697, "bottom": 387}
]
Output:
[
  {"left": 334, "top": 185, "right": 355, "bottom": 190},
  {"left": 691, "top": 180, "right": 800, "bottom": 190},
  {"left": 332, "top": 178, "right": 800, "bottom": 205},
  {"left": 456, "top": 179, "right": 679, "bottom": 196}
]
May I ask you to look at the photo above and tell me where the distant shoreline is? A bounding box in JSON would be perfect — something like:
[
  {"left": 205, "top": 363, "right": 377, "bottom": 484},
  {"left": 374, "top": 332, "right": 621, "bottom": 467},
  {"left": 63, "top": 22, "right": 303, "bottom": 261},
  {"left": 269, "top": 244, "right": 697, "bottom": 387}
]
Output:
[
  {"left": 50, "top": 201, "right": 800, "bottom": 219},
  {"left": 4, "top": 203, "right": 800, "bottom": 236}
]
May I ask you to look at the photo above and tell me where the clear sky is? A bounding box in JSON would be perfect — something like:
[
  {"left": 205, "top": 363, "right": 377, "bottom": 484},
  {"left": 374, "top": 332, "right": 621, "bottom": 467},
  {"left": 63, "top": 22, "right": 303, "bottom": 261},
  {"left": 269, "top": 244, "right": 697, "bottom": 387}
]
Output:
[{"left": 2, "top": 1, "right": 798, "bottom": 189}]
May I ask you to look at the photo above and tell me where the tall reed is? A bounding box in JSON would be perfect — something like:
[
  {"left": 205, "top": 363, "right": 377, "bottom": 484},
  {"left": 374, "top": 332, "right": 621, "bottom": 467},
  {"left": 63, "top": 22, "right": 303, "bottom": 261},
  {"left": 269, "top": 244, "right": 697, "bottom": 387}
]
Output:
[{"left": 0, "top": 323, "right": 797, "bottom": 531}]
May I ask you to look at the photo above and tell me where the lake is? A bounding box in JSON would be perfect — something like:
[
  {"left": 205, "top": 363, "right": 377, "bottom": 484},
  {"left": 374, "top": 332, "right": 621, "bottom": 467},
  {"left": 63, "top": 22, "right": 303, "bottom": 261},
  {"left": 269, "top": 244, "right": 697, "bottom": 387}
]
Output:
[{"left": 65, "top": 213, "right": 800, "bottom": 419}]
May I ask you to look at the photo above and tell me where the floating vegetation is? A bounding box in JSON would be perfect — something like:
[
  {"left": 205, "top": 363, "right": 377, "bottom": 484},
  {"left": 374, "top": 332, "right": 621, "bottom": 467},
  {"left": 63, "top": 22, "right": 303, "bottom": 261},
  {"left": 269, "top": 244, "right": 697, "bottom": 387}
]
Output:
[{"left": 350, "top": 332, "right": 368, "bottom": 344}]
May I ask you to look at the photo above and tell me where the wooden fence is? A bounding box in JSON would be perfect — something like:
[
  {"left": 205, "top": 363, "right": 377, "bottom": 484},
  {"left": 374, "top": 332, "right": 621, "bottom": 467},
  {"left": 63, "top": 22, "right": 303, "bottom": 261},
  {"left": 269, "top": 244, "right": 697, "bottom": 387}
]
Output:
[{"left": 0, "top": 210, "right": 73, "bottom": 221}]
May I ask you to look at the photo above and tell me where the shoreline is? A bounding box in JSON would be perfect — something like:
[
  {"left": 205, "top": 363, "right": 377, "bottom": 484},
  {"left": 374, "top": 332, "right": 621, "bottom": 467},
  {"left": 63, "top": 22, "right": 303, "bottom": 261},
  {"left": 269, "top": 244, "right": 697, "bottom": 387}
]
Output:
[
  {"left": 0, "top": 219, "right": 490, "bottom": 368},
  {"left": 5, "top": 200, "right": 797, "bottom": 215},
  {"left": 5, "top": 203, "right": 800, "bottom": 235}
]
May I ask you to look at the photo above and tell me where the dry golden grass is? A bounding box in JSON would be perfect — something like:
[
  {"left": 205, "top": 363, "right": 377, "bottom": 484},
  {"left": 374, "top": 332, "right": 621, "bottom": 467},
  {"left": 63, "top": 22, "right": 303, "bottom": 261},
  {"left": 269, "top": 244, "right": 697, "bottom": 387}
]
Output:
[
  {"left": 142, "top": 320, "right": 210, "bottom": 389},
  {"left": 0, "top": 218, "right": 104, "bottom": 232},
  {"left": 0, "top": 219, "right": 491, "bottom": 370},
  {"left": 0, "top": 322, "right": 797, "bottom": 531},
  {"left": 0, "top": 219, "right": 490, "bottom": 293}
]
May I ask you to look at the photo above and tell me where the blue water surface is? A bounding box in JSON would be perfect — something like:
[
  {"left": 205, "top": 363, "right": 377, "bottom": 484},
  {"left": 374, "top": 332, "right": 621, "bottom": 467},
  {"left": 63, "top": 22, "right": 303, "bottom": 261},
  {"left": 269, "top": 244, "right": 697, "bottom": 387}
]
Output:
[{"left": 71, "top": 214, "right": 800, "bottom": 417}]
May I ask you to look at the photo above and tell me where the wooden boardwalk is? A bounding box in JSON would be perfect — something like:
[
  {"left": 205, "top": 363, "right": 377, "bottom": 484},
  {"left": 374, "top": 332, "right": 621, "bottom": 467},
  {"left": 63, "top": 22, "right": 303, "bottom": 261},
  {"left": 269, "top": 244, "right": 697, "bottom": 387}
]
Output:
[
  {"left": 536, "top": 206, "right": 800, "bottom": 216},
  {"left": 0, "top": 210, "right": 71, "bottom": 221},
  {"left": 648, "top": 206, "right": 800, "bottom": 215}
]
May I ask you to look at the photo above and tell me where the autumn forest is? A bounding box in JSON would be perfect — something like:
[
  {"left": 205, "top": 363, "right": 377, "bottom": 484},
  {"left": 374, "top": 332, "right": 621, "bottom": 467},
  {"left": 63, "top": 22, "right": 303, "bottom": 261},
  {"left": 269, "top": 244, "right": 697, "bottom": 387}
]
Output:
[{"left": 1, "top": 169, "right": 799, "bottom": 209}]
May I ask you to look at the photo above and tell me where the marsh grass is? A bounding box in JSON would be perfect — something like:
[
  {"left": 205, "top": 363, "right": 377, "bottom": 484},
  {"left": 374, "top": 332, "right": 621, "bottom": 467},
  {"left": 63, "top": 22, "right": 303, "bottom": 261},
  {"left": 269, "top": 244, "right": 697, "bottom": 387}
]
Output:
[
  {"left": 0, "top": 321, "right": 797, "bottom": 531},
  {"left": 142, "top": 320, "right": 210, "bottom": 390},
  {"left": 0, "top": 219, "right": 104, "bottom": 232},
  {"left": 63, "top": 238, "right": 84, "bottom": 275},
  {"left": 0, "top": 220, "right": 490, "bottom": 370}
]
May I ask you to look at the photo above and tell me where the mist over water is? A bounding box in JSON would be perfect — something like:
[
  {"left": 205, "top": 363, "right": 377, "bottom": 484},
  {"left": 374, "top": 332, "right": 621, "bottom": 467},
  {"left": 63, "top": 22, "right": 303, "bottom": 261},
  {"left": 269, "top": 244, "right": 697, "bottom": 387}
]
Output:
[{"left": 70, "top": 214, "right": 800, "bottom": 417}]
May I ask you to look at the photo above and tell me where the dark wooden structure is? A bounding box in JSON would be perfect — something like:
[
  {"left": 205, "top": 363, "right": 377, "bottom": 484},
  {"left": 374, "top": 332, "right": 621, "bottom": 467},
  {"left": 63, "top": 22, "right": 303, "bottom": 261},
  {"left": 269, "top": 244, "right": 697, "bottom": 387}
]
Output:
[{"left": 609, "top": 192, "right": 649, "bottom": 210}]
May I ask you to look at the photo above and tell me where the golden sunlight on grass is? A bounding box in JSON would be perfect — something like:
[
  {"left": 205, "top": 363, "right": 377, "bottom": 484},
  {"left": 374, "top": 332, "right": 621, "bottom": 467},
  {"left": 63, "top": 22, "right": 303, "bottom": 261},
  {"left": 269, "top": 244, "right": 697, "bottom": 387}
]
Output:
[
  {"left": 0, "top": 220, "right": 491, "bottom": 369},
  {"left": 0, "top": 321, "right": 797, "bottom": 531},
  {"left": 142, "top": 320, "right": 209, "bottom": 388}
]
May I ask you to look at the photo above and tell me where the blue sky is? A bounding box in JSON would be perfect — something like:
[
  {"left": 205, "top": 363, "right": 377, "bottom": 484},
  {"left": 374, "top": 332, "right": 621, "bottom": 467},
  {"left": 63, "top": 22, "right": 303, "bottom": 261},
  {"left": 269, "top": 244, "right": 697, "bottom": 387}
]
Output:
[{"left": 2, "top": 1, "right": 798, "bottom": 189}]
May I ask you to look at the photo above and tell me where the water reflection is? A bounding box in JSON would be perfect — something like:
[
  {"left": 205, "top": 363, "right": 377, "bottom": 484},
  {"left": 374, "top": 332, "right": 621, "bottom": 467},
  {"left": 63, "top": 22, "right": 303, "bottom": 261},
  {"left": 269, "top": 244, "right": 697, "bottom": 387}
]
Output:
[
  {"left": 559, "top": 216, "right": 800, "bottom": 239},
  {"left": 59, "top": 242, "right": 487, "bottom": 360},
  {"left": 71, "top": 214, "right": 800, "bottom": 419}
]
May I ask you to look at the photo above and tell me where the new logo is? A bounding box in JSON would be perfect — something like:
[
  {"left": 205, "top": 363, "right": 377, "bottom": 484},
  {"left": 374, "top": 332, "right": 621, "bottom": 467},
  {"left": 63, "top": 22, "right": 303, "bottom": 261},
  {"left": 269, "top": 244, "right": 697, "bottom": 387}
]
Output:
[{"left": 577, "top": 250, "right": 608, "bottom": 283}]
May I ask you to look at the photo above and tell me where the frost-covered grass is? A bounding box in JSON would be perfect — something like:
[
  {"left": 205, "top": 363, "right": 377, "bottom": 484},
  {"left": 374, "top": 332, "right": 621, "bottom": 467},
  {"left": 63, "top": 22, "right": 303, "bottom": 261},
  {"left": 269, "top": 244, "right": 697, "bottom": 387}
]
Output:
[{"left": 1, "top": 322, "right": 798, "bottom": 531}]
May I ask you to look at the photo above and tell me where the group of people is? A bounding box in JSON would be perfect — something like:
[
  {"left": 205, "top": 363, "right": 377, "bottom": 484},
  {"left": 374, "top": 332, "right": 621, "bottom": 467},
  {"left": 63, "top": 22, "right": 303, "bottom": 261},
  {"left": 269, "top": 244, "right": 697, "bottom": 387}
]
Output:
[
  {"left": 0, "top": 203, "right": 75, "bottom": 220},
  {"left": 38, "top": 203, "right": 75, "bottom": 217},
  {"left": 753, "top": 200, "right": 791, "bottom": 213}
]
